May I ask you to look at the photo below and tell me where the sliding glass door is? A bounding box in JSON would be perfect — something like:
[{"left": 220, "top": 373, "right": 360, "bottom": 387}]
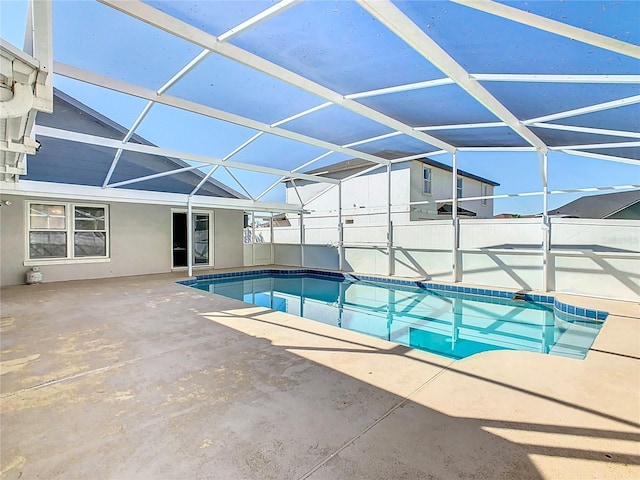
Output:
[
  {"left": 193, "top": 214, "right": 209, "bottom": 265},
  {"left": 172, "top": 212, "right": 212, "bottom": 268}
]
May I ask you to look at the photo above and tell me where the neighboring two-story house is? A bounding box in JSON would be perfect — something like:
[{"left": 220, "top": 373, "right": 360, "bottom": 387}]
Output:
[{"left": 284, "top": 153, "right": 499, "bottom": 227}]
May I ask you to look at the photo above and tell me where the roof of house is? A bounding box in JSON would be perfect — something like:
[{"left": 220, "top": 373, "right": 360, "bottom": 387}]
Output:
[
  {"left": 437, "top": 203, "right": 477, "bottom": 217},
  {"left": 300, "top": 150, "right": 499, "bottom": 186},
  {"left": 25, "top": 89, "right": 244, "bottom": 199},
  {"left": 547, "top": 189, "right": 640, "bottom": 218}
]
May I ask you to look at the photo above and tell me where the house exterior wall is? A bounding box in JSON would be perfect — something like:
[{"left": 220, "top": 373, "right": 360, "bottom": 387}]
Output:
[
  {"left": 409, "top": 161, "right": 438, "bottom": 220},
  {"left": 410, "top": 162, "right": 495, "bottom": 219},
  {"left": 213, "top": 208, "right": 244, "bottom": 268},
  {"left": 287, "top": 164, "right": 411, "bottom": 226},
  {"left": 0, "top": 195, "right": 244, "bottom": 286},
  {"left": 286, "top": 160, "right": 495, "bottom": 227}
]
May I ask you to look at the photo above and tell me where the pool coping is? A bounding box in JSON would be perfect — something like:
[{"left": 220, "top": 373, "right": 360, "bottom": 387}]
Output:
[{"left": 178, "top": 267, "right": 609, "bottom": 323}]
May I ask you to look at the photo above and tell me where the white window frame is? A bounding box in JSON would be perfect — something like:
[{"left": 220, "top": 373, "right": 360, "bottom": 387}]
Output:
[
  {"left": 457, "top": 176, "right": 463, "bottom": 198},
  {"left": 481, "top": 184, "right": 488, "bottom": 206},
  {"left": 423, "top": 166, "right": 432, "bottom": 195},
  {"left": 25, "top": 201, "right": 110, "bottom": 266}
]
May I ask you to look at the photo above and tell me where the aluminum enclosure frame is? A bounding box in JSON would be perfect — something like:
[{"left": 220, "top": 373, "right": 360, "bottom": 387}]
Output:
[{"left": 1, "top": 0, "right": 638, "bottom": 288}]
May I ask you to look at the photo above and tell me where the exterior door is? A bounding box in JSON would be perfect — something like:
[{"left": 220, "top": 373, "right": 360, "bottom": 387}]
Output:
[
  {"left": 172, "top": 212, "right": 211, "bottom": 268},
  {"left": 193, "top": 214, "right": 209, "bottom": 265}
]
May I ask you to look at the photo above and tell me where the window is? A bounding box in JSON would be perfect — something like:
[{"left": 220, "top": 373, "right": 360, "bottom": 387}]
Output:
[
  {"left": 28, "top": 202, "right": 108, "bottom": 261},
  {"left": 481, "top": 184, "right": 488, "bottom": 206},
  {"left": 423, "top": 167, "right": 432, "bottom": 194},
  {"left": 456, "top": 177, "right": 463, "bottom": 198},
  {"left": 243, "top": 212, "right": 253, "bottom": 244}
]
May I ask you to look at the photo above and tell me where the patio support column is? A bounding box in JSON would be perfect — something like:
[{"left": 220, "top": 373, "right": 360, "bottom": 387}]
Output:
[
  {"left": 541, "top": 150, "right": 551, "bottom": 292},
  {"left": 251, "top": 210, "right": 256, "bottom": 266},
  {"left": 300, "top": 211, "right": 305, "bottom": 268},
  {"left": 26, "top": 0, "right": 53, "bottom": 98},
  {"left": 387, "top": 163, "right": 393, "bottom": 276},
  {"left": 270, "top": 212, "right": 274, "bottom": 265},
  {"left": 338, "top": 181, "right": 344, "bottom": 271},
  {"left": 452, "top": 151, "right": 460, "bottom": 283},
  {"left": 187, "top": 196, "right": 193, "bottom": 277}
]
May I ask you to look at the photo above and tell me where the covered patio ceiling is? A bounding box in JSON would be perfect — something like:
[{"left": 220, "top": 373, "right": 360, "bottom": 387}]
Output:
[{"left": 1, "top": 0, "right": 639, "bottom": 210}]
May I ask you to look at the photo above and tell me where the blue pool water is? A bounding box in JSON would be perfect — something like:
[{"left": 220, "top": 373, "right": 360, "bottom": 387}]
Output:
[{"left": 189, "top": 272, "right": 605, "bottom": 360}]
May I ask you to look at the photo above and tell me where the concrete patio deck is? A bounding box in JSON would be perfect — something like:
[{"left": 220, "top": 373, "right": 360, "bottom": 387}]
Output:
[{"left": 1, "top": 271, "right": 638, "bottom": 479}]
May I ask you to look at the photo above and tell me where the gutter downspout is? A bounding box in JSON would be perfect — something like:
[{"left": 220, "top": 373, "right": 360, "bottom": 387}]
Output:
[{"left": 0, "top": 82, "right": 34, "bottom": 119}]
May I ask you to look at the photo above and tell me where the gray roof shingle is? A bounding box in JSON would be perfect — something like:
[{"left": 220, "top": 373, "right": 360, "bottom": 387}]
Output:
[
  {"left": 548, "top": 189, "right": 640, "bottom": 218},
  {"left": 26, "top": 89, "right": 244, "bottom": 199}
]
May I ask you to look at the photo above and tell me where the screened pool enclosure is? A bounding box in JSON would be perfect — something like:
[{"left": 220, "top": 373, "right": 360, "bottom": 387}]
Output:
[{"left": 1, "top": 0, "right": 638, "bottom": 300}]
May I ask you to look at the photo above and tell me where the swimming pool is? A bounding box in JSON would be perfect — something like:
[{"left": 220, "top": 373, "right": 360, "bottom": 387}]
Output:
[{"left": 184, "top": 270, "right": 606, "bottom": 360}]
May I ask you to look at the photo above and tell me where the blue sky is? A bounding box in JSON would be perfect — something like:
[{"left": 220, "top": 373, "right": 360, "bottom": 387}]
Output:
[{"left": 1, "top": 0, "right": 638, "bottom": 214}]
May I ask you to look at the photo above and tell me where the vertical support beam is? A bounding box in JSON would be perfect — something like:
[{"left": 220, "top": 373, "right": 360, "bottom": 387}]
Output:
[
  {"left": 187, "top": 197, "right": 193, "bottom": 277},
  {"left": 451, "top": 297, "right": 462, "bottom": 352},
  {"left": 300, "top": 211, "right": 305, "bottom": 268},
  {"left": 300, "top": 277, "right": 305, "bottom": 317},
  {"left": 541, "top": 150, "right": 551, "bottom": 292},
  {"left": 452, "top": 151, "right": 460, "bottom": 283},
  {"left": 28, "top": 0, "right": 53, "bottom": 99},
  {"left": 270, "top": 277, "right": 274, "bottom": 309},
  {"left": 251, "top": 210, "right": 256, "bottom": 266},
  {"left": 387, "top": 288, "right": 395, "bottom": 341},
  {"left": 386, "top": 163, "right": 393, "bottom": 276},
  {"left": 337, "top": 281, "right": 345, "bottom": 328},
  {"left": 270, "top": 212, "right": 274, "bottom": 265},
  {"left": 338, "top": 181, "right": 344, "bottom": 271}
]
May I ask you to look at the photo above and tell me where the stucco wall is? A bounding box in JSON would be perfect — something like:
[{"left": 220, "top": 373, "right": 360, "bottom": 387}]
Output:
[
  {"left": 0, "top": 196, "right": 244, "bottom": 286},
  {"left": 413, "top": 162, "right": 495, "bottom": 219},
  {"left": 213, "top": 208, "right": 244, "bottom": 268},
  {"left": 288, "top": 164, "right": 410, "bottom": 226},
  {"left": 288, "top": 160, "right": 495, "bottom": 226}
]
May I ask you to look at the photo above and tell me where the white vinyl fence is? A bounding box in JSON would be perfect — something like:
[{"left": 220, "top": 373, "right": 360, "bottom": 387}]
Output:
[{"left": 250, "top": 218, "right": 639, "bottom": 301}]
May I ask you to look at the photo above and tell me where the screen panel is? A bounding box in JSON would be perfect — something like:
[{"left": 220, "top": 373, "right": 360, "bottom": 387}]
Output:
[
  {"left": 395, "top": 1, "right": 640, "bottom": 75},
  {"left": 482, "top": 83, "right": 640, "bottom": 122},
  {"left": 144, "top": 0, "right": 278, "bottom": 38},
  {"left": 357, "top": 84, "right": 501, "bottom": 127},
  {"left": 225, "top": 132, "right": 333, "bottom": 171},
  {"left": 282, "top": 105, "right": 396, "bottom": 146},
  {"left": 529, "top": 127, "right": 637, "bottom": 149},
  {"left": 165, "top": 52, "right": 327, "bottom": 125},
  {"left": 53, "top": 1, "right": 203, "bottom": 90},
  {"left": 351, "top": 134, "right": 442, "bottom": 158},
  {"left": 502, "top": 1, "right": 640, "bottom": 46},
  {"left": 230, "top": 0, "right": 445, "bottom": 95}
]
